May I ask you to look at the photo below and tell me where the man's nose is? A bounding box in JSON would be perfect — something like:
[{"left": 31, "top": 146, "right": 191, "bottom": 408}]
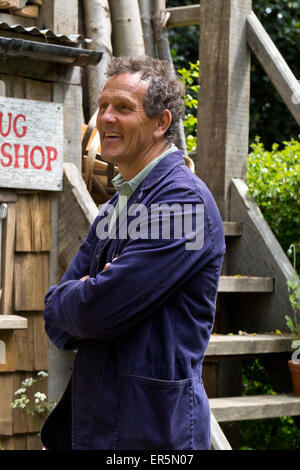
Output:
[{"left": 100, "top": 105, "right": 117, "bottom": 123}]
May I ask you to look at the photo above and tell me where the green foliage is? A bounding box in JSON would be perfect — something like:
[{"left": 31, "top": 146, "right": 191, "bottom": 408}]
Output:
[
  {"left": 167, "top": 0, "right": 200, "bottom": 69},
  {"left": 240, "top": 359, "right": 300, "bottom": 450},
  {"left": 250, "top": 0, "right": 300, "bottom": 149},
  {"left": 285, "top": 244, "right": 300, "bottom": 348},
  {"left": 177, "top": 61, "right": 199, "bottom": 152},
  {"left": 246, "top": 137, "right": 300, "bottom": 271}
]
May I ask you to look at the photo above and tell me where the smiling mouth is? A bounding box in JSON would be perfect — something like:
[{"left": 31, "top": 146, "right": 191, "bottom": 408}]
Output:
[{"left": 103, "top": 132, "right": 122, "bottom": 140}]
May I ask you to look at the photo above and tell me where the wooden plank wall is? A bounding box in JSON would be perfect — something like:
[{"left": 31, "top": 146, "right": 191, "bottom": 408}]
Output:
[{"left": 0, "top": 76, "right": 52, "bottom": 450}]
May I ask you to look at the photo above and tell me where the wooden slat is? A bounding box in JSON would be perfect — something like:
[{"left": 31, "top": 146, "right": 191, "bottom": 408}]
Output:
[
  {"left": 1, "top": 434, "right": 27, "bottom": 450},
  {"left": 0, "top": 372, "right": 14, "bottom": 435},
  {"left": 246, "top": 11, "right": 300, "bottom": 127},
  {"left": 223, "top": 221, "right": 243, "bottom": 237},
  {"left": 15, "top": 194, "right": 51, "bottom": 252},
  {"left": 0, "top": 0, "right": 26, "bottom": 9},
  {"left": 14, "top": 253, "right": 49, "bottom": 311},
  {"left": 0, "top": 202, "right": 16, "bottom": 315},
  {"left": 206, "top": 334, "right": 292, "bottom": 356},
  {"left": 0, "top": 191, "right": 17, "bottom": 203},
  {"left": 58, "top": 163, "right": 98, "bottom": 278},
  {"left": 0, "top": 319, "right": 33, "bottom": 371},
  {"left": 32, "top": 312, "right": 48, "bottom": 370},
  {"left": 13, "top": 5, "right": 39, "bottom": 18},
  {"left": 166, "top": 5, "right": 200, "bottom": 27},
  {"left": 0, "top": 315, "right": 27, "bottom": 329},
  {"left": 219, "top": 276, "right": 274, "bottom": 292},
  {"left": 27, "top": 433, "right": 42, "bottom": 450},
  {"left": 210, "top": 394, "right": 300, "bottom": 422},
  {"left": 38, "top": 0, "right": 78, "bottom": 35},
  {"left": 0, "top": 314, "right": 46, "bottom": 371}
]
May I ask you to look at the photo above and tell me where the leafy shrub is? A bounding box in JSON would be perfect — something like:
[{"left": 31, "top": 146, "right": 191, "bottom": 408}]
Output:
[
  {"left": 240, "top": 359, "right": 300, "bottom": 450},
  {"left": 246, "top": 137, "right": 300, "bottom": 271},
  {"left": 177, "top": 61, "right": 199, "bottom": 153}
]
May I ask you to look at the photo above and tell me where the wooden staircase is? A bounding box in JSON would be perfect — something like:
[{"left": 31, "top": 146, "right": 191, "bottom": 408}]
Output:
[{"left": 203, "top": 210, "right": 300, "bottom": 440}]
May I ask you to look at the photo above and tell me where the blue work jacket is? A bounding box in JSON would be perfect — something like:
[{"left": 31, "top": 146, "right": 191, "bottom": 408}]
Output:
[{"left": 40, "top": 150, "right": 226, "bottom": 450}]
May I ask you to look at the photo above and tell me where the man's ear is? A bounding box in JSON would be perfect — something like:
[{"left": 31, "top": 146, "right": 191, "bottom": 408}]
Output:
[{"left": 154, "top": 109, "right": 172, "bottom": 139}]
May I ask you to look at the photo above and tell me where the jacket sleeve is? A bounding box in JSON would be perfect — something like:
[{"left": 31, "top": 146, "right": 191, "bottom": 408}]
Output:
[
  {"left": 43, "top": 214, "right": 100, "bottom": 350},
  {"left": 43, "top": 186, "right": 225, "bottom": 341}
]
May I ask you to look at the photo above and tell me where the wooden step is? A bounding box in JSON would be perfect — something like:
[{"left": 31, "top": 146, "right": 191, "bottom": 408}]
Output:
[
  {"left": 206, "top": 334, "right": 292, "bottom": 356},
  {"left": 209, "top": 394, "right": 300, "bottom": 422},
  {"left": 0, "top": 315, "right": 27, "bottom": 329},
  {"left": 223, "top": 221, "right": 243, "bottom": 237},
  {"left": 219, "top": 276, "right": 274, "bottom": 293}
]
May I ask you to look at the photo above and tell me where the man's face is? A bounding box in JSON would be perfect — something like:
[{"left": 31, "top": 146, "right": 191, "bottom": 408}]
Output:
[{"left": 96, "top": 72, "right": 159, "bottom": 171}]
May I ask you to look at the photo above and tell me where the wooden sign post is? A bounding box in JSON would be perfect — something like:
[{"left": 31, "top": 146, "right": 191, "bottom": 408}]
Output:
[{"left": 0, "top": 97, "right": 63, "bottom": 191}]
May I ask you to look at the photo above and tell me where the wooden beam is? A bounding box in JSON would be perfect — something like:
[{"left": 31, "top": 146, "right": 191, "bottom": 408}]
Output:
[
  {"left": 206, "top": 334, "right": 292, "bottom": 356},
  {"left": 219, "top": 276, "right": 274, "bottom": 293},
  {"left": 0, "top": 202, "right": 16, "bottom": 315},
  {"left": 195, "top": 0, "right": 251, "bottom": 219},
  {"left": 58, "top": 163, "right": 98, "bottom": 278},
  {"left": 246, "top": 11, "right": 300, "bottom": 127},
  {"left": 166, "top": 4, "right": 200, "bottom": 27},
  {"left": 210, "top": 394, "right": 300, "bottom": 422},
  {"left": 38, "top": 0, "right": 78, "bottom": 35},
  {"left": 223, "top": 221, "right": 243, "bottom": 237},
  {"left": 13, "top": 5, "right": 39, "bottom": 17},
  {"left": 0, "top": 0, "right": 26, "bottom": 9},
  {"left": 0, "top": 315, "right": 27, "bottom": 329}
]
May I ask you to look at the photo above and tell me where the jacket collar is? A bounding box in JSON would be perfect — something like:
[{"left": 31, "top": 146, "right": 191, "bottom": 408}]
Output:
[{"left": 138, "top": 150, "right": 185, "bottom": 191}]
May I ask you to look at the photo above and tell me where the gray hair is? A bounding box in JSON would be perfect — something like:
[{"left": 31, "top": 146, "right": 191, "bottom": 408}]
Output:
[{"left": 106, "top": 56, "right": 184, "bottom": 143}]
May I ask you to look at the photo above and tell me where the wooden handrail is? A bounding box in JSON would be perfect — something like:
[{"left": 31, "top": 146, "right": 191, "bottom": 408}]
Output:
[
  {"left": 166, "top": 6, "right": 300, "bottom": 127},
  {"left": 166, "top": 4, "right": 200, "bottom": 27},
  {"left": 246, "top": 11, "right": 300, "bottom": 127}
]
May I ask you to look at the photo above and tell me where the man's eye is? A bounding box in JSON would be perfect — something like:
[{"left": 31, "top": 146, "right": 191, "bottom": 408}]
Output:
[
  {"left": 121, "top": 105, "right": 131, "bottom": 111},
  {"left": 99, "top": 103, "right": 108, "bottom": 111}
]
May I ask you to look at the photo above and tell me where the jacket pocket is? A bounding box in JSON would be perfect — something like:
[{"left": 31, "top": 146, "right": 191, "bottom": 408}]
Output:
[{"left": 112, "top": 374, "right": 193, "bottom": 450}]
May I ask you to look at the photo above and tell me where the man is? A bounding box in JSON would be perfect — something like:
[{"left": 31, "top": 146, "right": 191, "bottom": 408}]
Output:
[{"left": 41, "top": 57, "right": 225, "bottom": 450}]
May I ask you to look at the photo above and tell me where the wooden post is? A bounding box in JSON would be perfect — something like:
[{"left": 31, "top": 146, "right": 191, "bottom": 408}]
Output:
[
  {"left": 83, "top": 0, "right": 113, "bottom": 117},
  {"left": 38, "top": 0, "right": 78, "bottom": 35},
  {"left": 138, "top": 0, "right": 157, "bottom": 58},
  {"left": 196, "top": 0, "right": 251, "bottom": 219},
  {"left": 38, "top": 0, "right": 83, "bottom": 406},
  {"left": 109, "top": 0, "right": 145, "bottom": 56}
]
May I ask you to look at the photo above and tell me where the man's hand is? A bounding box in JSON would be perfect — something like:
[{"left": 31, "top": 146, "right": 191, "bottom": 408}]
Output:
[{"left": 80, "top": 257, "right": 118, "bottom": 281}]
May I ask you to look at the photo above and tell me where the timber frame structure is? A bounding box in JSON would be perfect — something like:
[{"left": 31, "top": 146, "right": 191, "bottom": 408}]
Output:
[
  {"left": 167, "top": 1, "right": 300, "bottom": 446},
  {"left": 0, "top": 0, "right": 299, "bottom": 450}
]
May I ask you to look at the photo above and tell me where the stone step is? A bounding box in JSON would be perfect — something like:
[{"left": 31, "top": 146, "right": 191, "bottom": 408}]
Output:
[
  {"left": 223, "top": 221, "right": 243, "bottom": 237},
  {"left": 209, "top": 394, "right": 300, "bottom": 422},
  {"left": 0, "top": 315, "right": 27, "bottom": 329},
  {"left": 219, "top": 276, "right": 274, "bottom": 292},
  {"left": 206, "top": 334, "right": 292, "bottom": 356}
]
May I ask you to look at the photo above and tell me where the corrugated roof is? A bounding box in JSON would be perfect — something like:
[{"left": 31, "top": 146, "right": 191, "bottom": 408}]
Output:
[{"left": 0, "top": 22, "right": 92, "bottom": 45}]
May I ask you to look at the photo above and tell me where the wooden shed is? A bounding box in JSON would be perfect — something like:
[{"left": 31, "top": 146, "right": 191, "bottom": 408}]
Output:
[{"left": 0, "top": 0, "right": 102, "bottom": 449}]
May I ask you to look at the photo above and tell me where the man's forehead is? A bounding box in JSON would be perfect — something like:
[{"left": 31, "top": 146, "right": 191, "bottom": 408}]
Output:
[{"left": 101, "top": 72, "right": 148, "bottom": 97}]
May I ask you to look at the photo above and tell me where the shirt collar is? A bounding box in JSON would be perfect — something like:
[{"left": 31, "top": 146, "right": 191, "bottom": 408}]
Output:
[{"left": 112, "top": 144, "right": 178, "bottom": 197}]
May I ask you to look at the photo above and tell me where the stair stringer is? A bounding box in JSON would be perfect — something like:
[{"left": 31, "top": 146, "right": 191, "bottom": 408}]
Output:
[{"left": 227, "top": 177, "right": 295, "bottom": 334}]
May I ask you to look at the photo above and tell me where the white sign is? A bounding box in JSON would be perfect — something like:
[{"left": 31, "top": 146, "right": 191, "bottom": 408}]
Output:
[{"left": 0, "top": 97, "right": 63, "bottom": 191}]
